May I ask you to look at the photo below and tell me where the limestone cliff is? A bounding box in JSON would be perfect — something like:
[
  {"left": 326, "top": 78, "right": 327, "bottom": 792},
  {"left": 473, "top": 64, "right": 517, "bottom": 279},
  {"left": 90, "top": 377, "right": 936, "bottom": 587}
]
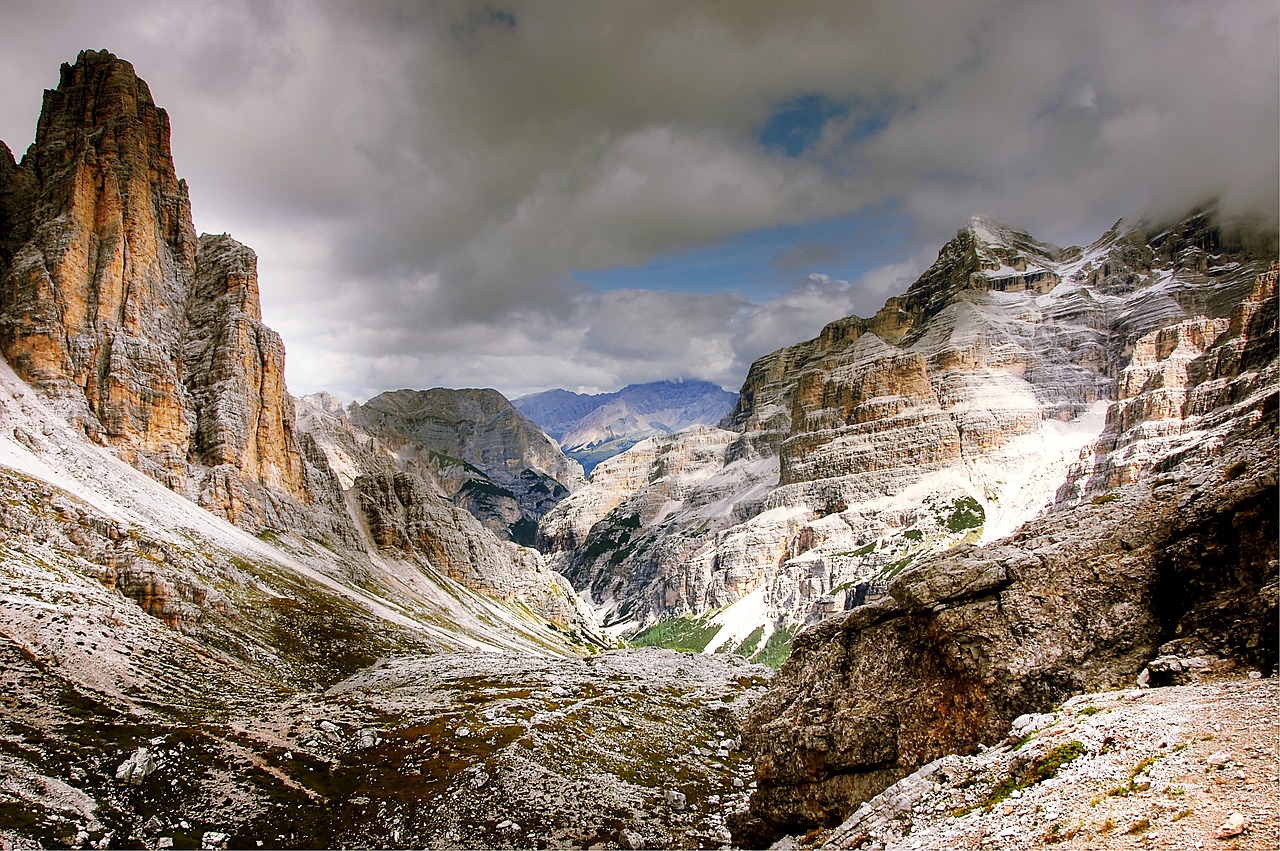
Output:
[
  {"left": 733, "top": 254, "right": 1279, "bottom": 842},
  {"left": 0, "top": 50, "right": 197, "bottom": 483},
  {"left": 295, "top": 393, "right": 599, "bottom": 636},
  {"left": 0, "top": 50, "right": 324, "bottom": 534},
  {"left": 340, "top": 387, "right": 585, "bottom": 545},
  {"left": 544, "top": 210, "right": 1278, "bottom": 662},
  {"left": 0, "top": 52, "right": 596, "bottom": 638},
  {"left": 353, "top": 471, "right": 595, "bottom": 631}
]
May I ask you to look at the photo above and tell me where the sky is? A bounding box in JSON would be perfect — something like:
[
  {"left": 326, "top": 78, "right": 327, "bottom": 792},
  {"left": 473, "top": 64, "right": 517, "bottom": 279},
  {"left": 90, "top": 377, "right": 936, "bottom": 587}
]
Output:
[{"left": 1, "top": 0, "right": 1276, "bottom": 401}]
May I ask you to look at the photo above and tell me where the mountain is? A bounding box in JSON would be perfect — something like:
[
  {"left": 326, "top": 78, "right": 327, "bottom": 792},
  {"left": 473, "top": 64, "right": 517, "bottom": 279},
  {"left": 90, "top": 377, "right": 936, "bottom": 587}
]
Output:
[
  {"left": 1, "top": 49, "right": 1275, "bottom": 850},
  {"left": 736, "top": 257, "right": 1278, "bottom": 844},
  {"left": 0, "top": 51, "right": 322, "bottom": 537},
  {"left": 0, "top": 51, "right": 779, "bottom": 849},
  {"left": 299, "top": 388, "right": 585, "bottom": 546},
  {"left": 514, "top": 379, "right": 738, "bottom": 473},
  {"left": 541, "top": 210, "right": 1279, "bottom": 667}
]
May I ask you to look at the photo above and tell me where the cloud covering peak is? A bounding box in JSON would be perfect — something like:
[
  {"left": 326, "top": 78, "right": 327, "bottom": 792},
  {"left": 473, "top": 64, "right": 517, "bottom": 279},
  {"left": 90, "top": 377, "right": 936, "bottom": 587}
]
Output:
[{"left": 1, "top": 0, "right": 1275, "bottom": 399}]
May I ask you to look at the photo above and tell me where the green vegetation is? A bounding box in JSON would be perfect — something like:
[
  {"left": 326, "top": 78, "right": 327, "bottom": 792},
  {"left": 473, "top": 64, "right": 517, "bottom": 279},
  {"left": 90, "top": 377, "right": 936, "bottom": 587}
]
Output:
[
  {"left": 630, "top": 616, "right": 720, "bottom": 653},
  {"left": 903, "top": 529, "right": 924, "bottom": 541},
  {"left": 582, "top": 511, "right": 644, "bottom": 563},
  {"left": 881, "top": 553, "right": 918, "bottom": 580},
  {"left": 1091, "top": 492, "right": 1120, "bottom": 505},
  {"left": 458, "top": 477, "right": 516, "bottom": 499},
  {"left": 733, "top": 626, "right": 765, "bottom": 658},
  {"left": 981, "top": 741, "right": 1086, "bottom": 811},
  {"left": 1078, "top": 705, "right": 1100, "bottom": 717},
  {"left": 945, "top": 496, "right": 985, "bottom": 532},
  {"left": 752, "top": 624, "right": 798, "bottom": 669},
  {"left": 1108, "top": 754, "right": 1159, "bottom": 797}
]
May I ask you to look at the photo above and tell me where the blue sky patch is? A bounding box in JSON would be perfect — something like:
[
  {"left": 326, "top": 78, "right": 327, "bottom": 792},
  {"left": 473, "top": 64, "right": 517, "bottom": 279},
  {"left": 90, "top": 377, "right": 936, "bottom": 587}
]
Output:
[
  {"left": 574, "top": 201, "right": 913, "bottom": 303},
  {"left": 758, "top": 94, "right": 849, "bottom": 157}
]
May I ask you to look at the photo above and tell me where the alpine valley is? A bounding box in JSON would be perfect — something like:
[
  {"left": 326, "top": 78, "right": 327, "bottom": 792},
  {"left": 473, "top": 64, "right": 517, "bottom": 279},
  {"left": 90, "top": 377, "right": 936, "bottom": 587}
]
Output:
[{"left": 0, "top": 51, "right": 1275, "bottom": 851}]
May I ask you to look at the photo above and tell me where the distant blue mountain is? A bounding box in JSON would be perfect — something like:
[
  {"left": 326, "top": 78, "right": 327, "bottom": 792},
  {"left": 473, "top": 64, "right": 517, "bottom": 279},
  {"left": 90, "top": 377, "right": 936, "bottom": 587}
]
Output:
[{"left": 514, "top": 379, "right": 739, "bottom": 474}]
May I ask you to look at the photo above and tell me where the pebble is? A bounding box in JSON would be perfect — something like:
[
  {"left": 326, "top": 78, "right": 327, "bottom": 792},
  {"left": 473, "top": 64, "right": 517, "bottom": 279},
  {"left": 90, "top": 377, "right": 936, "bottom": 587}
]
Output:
[{"left": 1217, "top": 812, "right": 1246, "bottom": 838}]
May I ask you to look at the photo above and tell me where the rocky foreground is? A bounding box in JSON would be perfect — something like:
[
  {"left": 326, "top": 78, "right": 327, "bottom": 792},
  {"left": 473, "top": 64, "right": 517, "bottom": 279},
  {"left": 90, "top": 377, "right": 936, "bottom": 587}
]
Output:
[
  {"left": 0, "top": 642, "right": 768, "bottom": 850},
  {"left": 772, "top": 673, "right": 1278, "bottom": 851}
]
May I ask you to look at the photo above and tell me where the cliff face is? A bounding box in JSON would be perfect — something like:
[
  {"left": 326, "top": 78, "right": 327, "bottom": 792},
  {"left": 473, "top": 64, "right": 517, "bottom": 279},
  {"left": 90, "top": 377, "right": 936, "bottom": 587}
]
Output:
[
  {"left": 295, "top": 393, "right": 599, "bottom": 635},
  {"left": 544, "top": 210, "right": 1277, "bottom": 663},
  {"left": 734, "top": 260, "right": 1279, "bottom": 842},
  {"left": 0, "top": 50, "right": 318, "bottom": 532},
  {"left": 344, "top": 387, "right": 585, "bottom": 545},
  {"left": 0, "top": 51, "right": 594, "bottom": 637},
  {"left": 0, "top": 51, "right": 196, "bottom": 480}
]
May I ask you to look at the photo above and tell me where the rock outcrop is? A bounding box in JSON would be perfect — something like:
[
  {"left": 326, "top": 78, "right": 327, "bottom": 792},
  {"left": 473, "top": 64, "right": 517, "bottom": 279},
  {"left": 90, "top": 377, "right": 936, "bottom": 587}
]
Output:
[
  {"left": 734, "top": 258, "right": 1279, "bottom": 842},
  {"left": 0, "top": 51, "right": 599, "bottom": 637},
  {"left": 0, "top": 50, "right": 197, "bottom": 480},
  {"left": 304, "top": 387, "right": 584, "bottom": 545},
  {"left": 352, "top": 470, "right": 595, "bottom": 631}
]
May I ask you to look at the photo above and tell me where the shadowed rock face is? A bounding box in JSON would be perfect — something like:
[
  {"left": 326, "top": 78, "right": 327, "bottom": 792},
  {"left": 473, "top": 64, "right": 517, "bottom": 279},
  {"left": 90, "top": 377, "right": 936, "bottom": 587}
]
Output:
[
  {"left": 347, "top": 387, "right": 585, "bottom": 544},
  {"left": 734, "top": 262, "right": 1279, "bottom": 845}
]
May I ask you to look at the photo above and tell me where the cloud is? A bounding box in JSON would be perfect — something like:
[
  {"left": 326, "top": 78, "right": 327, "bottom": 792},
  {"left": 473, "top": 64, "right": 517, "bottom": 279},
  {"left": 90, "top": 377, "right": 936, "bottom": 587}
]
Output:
[
  {"left": 1, "top": 0, "right": 1274, "bottom": 401},
  {"left": 769, "top": 241, "right": 850, "bottom": 273}
]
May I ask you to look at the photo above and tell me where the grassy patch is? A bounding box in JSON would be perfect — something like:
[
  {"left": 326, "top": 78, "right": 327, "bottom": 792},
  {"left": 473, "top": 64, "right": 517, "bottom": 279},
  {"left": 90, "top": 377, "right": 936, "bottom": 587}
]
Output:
[
  {"left": 1091, "top": 492, "right": 1120, "bottom": 505},
  {"left": 582, "top": 511, "right": 643, "bottom": 563},
  {"left": 984, "top": 741, "right": 1086, "bottom": 811},
  {"left": 945, "top": 497, "right": 985, "bottom": 532},
  {"left": 630, "top": 616, "right": 720, "bottom": 653},
  {"left": 752, "top": 624, "right": 799, "bottom": 669},
  {"left": 733, "top": 626, "right": 765, "bottom": 658},
  {"left": 1108, "top": 754, "right": 1158, "bottom": 797}
]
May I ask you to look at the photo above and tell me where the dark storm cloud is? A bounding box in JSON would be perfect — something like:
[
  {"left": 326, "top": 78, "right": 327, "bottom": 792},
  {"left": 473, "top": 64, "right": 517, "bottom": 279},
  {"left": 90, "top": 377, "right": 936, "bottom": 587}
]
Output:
[{"left": 0, "top": 0, "right": 1274, "bottom": 399}]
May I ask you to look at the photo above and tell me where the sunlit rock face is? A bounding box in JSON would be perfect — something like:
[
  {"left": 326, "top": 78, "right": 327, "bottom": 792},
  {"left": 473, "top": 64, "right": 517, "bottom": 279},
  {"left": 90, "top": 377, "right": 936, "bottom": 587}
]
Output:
[
  {"left": 0, "top": 50, "right": 198, "bottom": 480},
  {"left": 545, "top": 210, "right": 1278, "bottom": 660},
  {"left": 738, "top": 256, "right": 1278, "bottom": 839},
  {"left": 0, "top": 51, "right": 593, "bottom": 637},
  {"left": 0, "top": 50, "right": 325, "bottom": 533}
]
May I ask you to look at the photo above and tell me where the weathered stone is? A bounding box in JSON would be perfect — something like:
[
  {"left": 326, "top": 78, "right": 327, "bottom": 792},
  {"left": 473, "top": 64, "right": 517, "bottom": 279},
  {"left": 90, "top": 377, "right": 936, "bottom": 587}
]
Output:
[
  {"left": 0, "top": 50, "right": 353, "bottom": 544},
  {"left": 545, "top": 212, "right": 1276, "bottom": 652},
  {"left": 740, "top": 421, "right": 1277, "bottom": 841},
  {"left": 185, "top": 234, "right": 308, "bottom": 523}
]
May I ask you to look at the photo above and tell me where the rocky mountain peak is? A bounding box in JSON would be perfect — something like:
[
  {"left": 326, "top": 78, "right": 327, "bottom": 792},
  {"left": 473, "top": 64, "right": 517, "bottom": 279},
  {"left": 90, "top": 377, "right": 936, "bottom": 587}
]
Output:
[{"left": 0, "top": 50, "right": 326, "bottom": 533}]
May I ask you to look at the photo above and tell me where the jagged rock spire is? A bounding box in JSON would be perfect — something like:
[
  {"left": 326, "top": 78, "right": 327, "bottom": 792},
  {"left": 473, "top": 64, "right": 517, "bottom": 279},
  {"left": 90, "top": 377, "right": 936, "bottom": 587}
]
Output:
[{"left": 0, "top": 51, "right": 314, "bottom": 530}]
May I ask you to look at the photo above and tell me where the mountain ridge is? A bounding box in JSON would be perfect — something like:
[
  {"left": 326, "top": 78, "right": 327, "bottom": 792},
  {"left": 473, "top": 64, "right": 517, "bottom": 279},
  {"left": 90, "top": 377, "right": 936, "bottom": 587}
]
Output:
[
  {"left": 515, "top": 378, "right": 737, "bottom": 474},
  {"left": 0, "top": 48, "right": 1274, "bottom": 851},
  {"left": 541, "top": 206, "right": 1278, "bottom": 667}
]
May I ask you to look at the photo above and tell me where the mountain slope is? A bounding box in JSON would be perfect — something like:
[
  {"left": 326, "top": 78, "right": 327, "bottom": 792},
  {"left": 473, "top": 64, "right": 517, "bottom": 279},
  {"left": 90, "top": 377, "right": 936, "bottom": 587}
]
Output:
[
  {"left": 298, "top": 387, "right": 585, "bottom": 546},
  {"left": 542, "top": 210, "right": 1278, "bottom": 664},
  {"left": 0, "top": 51, "right": 784, "bottom": 849}
]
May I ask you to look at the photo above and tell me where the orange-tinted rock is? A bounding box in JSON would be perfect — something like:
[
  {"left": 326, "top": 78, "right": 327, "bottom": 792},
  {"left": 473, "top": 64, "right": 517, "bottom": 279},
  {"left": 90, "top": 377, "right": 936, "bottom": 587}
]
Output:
[
  {"left": 0, "top": 51, "right": 332, "bottom": 534},
  {"left": 0, "top": 51, "right": 197, "bottom": 469},
  {"left": 186, "top": 234, "right": 308, "bottom": 513}
]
